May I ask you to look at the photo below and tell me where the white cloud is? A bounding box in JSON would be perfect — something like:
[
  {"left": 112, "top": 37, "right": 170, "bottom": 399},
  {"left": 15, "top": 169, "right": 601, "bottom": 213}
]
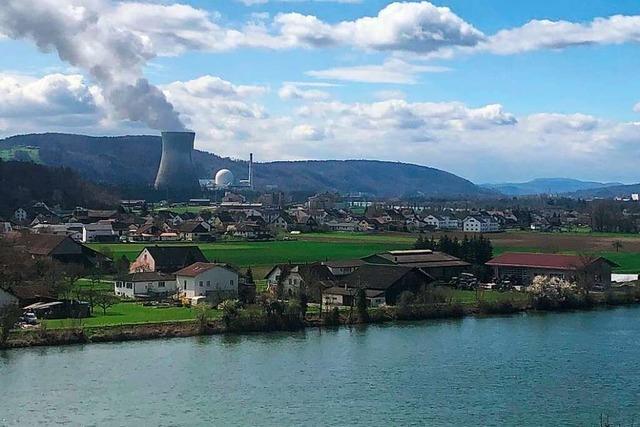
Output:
[
  {"left": 3, "top": 72, "right": 640, "bottom": 184},
  {"left": 481, "top": 15, "right": 640, "bottom": 55},
  {"left": 374, "top": 90, "right": 406, "bottom": 100},
  {"left": 278, "top": 84, "right": 330, "bottom": 101},
  {"left": 163, "top": 75, "right": 268, "bottom": 100},
  {"left": 291, "top": 124, "right": 327, "bottom": 140},
  {"left": 0, "top": 73, "right": 99, "bottom": 118},
  {"left": 634, "top": 102, "right": 640, "bottom": 113},
  {"left": 273, "top": 2, "right": 484, "bottom": 53},
  {"left": 307, "top": 58, "right": 449, "bottom": 84}
]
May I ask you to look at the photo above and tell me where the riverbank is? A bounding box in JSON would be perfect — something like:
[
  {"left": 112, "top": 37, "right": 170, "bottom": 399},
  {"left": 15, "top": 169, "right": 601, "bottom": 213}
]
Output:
[
  {"left": 5, "top": 306, "right": 639, "bottom": 425},
  {"left": 4, "top": 291, "right": 639, "bottom": 349}
]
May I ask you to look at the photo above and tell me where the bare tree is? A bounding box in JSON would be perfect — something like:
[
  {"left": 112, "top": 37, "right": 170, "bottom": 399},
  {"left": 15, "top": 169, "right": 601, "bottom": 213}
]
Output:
[
  {"left": 0, "top": 305, "right": 21, "bottom": 345},
  {"left": 95, "top": 292, "right": 119, "bottom": 315},
  {"left": 60, "top": 263, "right": 85, "bottom": 300},
  {"left": 574, "top": 253, "right": 598, "bottom": 295},
  {"left": 612, "top": 241, "right": 623, "bottom": 253}
]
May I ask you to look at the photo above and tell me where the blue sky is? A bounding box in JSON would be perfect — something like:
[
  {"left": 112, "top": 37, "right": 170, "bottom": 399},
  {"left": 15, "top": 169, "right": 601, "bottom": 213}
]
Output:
[{"left": 0, "top": 0, "right": 639, "bottom": 183}]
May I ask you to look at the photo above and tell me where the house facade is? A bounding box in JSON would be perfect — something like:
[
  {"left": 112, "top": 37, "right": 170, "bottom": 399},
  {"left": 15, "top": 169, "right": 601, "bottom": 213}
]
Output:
[
  {"left": 175, "top": 262, "right": 239, "bottom": 304},
  {"left": 322, "top": 287, "right": 386, "bottom": 308},
  {"left": 463, "top": 215, "right": 500, "bottom": 233},
  {"left": 264, "top": 263, "right": 335, "bottom": 299},
  {"left": 129, "top": 246, "right": 208, "bottom": 273},
  {"left": 114, "top": 272, "right": 177, "bottom": 298}
]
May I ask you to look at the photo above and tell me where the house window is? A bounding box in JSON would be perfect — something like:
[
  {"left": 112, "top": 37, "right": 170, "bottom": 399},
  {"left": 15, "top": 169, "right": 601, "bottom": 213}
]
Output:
[
  {"left": 230, "top": 280, "right": 234, "bottom": 286},
  {"left": 158, "top": 281, "right": 165, "bottom": 288},
  {"left": 206, "top": 281, "right": 211, "bottom": 287},
  {"left": 184, "top": 280, "right": 187, "bottom": 290},
  {"left": 199, "top": 281, "right": 203, "bottom": 287},
  {"left": 126, "top": 282, "right": 133, "bottom": 289}
]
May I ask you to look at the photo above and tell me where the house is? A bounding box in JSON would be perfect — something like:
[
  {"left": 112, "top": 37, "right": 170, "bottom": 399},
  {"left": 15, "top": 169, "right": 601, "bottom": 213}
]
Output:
[
  {"left": 114, "top": 272, "right": 177, "bottom": 298},
  {"left": 0, "top": 288, "right": 19, "bottom": 309},
  {"left": 463, "top": 215, "right": 501, "bottom": 233},
  {"left": 322, "top": 286, "right": 386, "bottom": 308},
  {"left": 178, "top": 221, "right": 211, "bottom": 241},
  {"left": 15, "top": 233, "right": 109, "bottom": 267},
  {"left": 322, "top": 259, "right": 365, "bottom": 277},
  {"left": 423, "top": 214, "right": 460, "bottom": 230},
  {"left": 129, "top": 245, "right": 208, "bottom": 273},
  {"left": 13, "top": 207, "right": 28, "bottom": 223},
  {"left": 175, "top": 262, "right": 239, "bottom": 304},
  {"left": 486, "top": 252, "right": 618, "bottom": 287},
  {"left": 336, "top": 264, "right": 433, "bottom": 305},
  {"left": 82, "top": 222, "right": 116, "bottom": 243},
  {"left": 326, "top": 221, "right": 359, "bottom": 232},
  {"left": 361, "top": 249, "right": 470, "bottom": 281},
  {"left": 264, "top": 263, "right": 335, "bottom": 299},
  {"left": 270, "top": 212, "right": 295, "bottom": 231},
  {"left": 0, "top": 221, "right": 12, "bottom": 234},
  {"left": 5, "top": 284, "right": 55, "bottom": 307}
]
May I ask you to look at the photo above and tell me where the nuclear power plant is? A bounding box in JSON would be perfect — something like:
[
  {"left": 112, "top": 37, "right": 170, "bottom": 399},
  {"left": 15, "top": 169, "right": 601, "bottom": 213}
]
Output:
[
  {"left": 154, "top": 131, "right": 200, "bottom": 196},
  {"left": 213, "top": 153, "right": 254, "bottom": 190}
]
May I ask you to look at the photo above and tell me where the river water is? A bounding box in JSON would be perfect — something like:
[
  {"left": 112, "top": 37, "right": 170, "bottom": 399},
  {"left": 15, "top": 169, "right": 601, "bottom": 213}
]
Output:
[{"left": 1, "top": 307, "right": 640, "bottom": 426}]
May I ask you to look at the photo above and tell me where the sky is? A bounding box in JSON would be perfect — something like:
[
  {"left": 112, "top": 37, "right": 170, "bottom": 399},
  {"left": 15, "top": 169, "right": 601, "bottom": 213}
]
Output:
[{"left": 0, "top": 0, "right": 639, "bottom": 184}]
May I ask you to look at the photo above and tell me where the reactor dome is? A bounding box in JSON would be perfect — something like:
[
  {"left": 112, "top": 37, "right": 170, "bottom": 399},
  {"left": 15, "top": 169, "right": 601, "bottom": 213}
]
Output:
[{"left": 214, "top": 169, "right": 234, "bottom": 188}]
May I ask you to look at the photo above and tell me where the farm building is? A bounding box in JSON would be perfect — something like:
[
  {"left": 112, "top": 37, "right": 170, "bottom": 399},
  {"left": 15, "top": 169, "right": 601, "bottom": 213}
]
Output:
[
  {"left": 337, "top": 264, "right": 433, "bottom": 305},
  {"left": 486, "top": 252, "right": 618, "bottom": 287},
  {"left": 361, "top": 249, "right": 470, "bottom": 281},
  {"left": 14, "top": 233, "right": 109, "bottom": 268}
]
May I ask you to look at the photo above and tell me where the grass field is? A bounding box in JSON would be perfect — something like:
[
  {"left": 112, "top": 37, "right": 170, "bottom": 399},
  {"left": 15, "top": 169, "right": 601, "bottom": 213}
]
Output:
[
  {"left": 90, "top": 230, "right": 640, "bottom": 275},
  {"left": 43, "top": 302, "right": 221, "bottom": 329},
  {"left": 0, "top": 146, "right": 40, "bottom": 162}
]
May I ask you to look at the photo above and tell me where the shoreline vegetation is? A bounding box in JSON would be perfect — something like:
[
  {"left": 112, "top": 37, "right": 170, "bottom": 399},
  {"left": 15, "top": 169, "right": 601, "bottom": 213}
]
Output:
[{"left": 4, "top": 287, "right": 639, "bottom": 349}]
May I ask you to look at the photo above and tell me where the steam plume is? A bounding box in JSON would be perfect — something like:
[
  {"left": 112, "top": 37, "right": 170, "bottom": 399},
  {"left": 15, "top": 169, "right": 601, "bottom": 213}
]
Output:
[{"left": 0, "top": 0, "right": 186, "bottom": 130}]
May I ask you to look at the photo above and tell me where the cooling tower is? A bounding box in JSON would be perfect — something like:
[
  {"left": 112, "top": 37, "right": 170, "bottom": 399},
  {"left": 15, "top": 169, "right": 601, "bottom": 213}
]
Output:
[{"left": 154, "top": 131, "right": 200, "bottom": 196}]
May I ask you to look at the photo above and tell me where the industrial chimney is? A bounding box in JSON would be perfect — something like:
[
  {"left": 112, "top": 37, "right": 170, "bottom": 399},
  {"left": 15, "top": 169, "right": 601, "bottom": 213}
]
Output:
[
  {"left": 154, "top": 131, "right": 200, "bottom": 197},
  {"left": 249, "top": 152, "right": 253, "bottom": 190}
]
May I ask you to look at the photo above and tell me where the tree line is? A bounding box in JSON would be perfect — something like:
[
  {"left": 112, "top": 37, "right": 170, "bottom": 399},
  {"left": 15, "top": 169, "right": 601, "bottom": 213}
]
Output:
[{"left": 414, "top": 234, "right": 494, "bottom": 280}]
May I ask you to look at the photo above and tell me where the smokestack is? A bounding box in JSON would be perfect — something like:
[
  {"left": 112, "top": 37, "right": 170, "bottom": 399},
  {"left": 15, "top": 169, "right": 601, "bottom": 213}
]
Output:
[
  {"left": 249, "top": 153, "right": 253, "bottom": 190},
  {"left": 154, "top": 131, "right": 199, "bottom": 197}
]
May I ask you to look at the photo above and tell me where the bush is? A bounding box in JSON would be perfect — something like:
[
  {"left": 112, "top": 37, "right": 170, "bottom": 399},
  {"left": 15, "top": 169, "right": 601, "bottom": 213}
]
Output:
[
  {"left": 604, "top": 290, "right": 636, "bottom": 306},
  {"left": 220, "top": 299, "right": 241, "bottom": 328},
  {"left": 477, "top": 299, "right": 519, "bottom": 315},
  {"left": 324, "top": 307, "right": 341, "bottom": 326}
]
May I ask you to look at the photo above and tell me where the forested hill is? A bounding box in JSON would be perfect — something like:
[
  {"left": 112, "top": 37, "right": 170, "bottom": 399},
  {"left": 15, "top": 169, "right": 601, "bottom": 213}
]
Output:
[
  {"left": 0, "top": 133, "right": 492, "bottom": 198},
  {"left": 0, "top": 160, "right": 119, "bottom": 217}
]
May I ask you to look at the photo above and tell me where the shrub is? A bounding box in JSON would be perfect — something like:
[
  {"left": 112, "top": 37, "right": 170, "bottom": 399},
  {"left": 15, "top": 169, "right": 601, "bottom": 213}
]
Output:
[
  {"left": 325, "top": 307, "right": 341, "bottom": 326},
  {"left": 478, "top": 299, "right": 518, "bottom": 315}
]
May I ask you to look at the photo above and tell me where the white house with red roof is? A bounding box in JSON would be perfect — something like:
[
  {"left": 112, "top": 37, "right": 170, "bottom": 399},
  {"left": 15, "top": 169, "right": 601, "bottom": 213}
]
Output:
[
  {"left": 175, "top": 262, "right": 239, "bottom": 304},
  {"left": 486, "top": 252, "right": 617, "bottom": 287}
]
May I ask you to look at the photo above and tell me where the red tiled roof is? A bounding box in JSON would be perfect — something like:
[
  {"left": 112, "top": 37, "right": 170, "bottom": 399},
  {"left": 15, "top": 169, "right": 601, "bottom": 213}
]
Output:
[
  {"left": 175, "top": 262, "right": 234, "bottom": 277},
  {"left": 486, "top": 253, "right": 617, "bottom": 270}
]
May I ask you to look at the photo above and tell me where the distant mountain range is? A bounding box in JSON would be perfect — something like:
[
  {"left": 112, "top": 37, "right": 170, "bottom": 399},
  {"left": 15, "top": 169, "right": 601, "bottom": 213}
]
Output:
[
  {"left": 0, "top": 133, "right": 494, "bottom": 198},
  {"left": 481, "top": 178, "right": 623, "bottom": 196}
]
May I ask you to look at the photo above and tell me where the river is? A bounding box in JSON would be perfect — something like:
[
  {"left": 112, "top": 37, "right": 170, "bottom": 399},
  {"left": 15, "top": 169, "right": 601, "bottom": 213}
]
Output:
[{"left": 2, "top": 307, "right": 640, "bottom": 426}]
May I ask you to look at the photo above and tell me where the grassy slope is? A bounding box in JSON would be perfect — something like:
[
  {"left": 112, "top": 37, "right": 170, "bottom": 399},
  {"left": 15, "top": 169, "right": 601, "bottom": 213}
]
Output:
[{"left": 44, "top": 302, "right": 221, "bottom": 329}]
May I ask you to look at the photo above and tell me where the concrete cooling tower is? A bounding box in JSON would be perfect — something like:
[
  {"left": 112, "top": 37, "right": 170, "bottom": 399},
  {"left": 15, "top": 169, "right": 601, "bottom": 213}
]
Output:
[{"left": 154, "top": 131, "right": 200, "bottom": 196}]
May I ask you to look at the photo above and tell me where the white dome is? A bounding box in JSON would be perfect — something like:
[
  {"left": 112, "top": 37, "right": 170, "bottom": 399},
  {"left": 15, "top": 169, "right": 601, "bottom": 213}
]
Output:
[{"left": 215, "top": 169, "right": 234, "bottom": 187}]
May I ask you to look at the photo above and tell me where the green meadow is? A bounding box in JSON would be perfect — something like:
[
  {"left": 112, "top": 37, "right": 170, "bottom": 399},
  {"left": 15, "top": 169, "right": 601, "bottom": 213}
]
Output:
[{"left": 89, "top": 231, "right": 640, "bottom": 277}]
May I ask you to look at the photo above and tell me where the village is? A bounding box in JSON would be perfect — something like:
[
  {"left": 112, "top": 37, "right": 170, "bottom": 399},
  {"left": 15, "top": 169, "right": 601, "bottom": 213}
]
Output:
[
  {"left": 0, "top": 202, "right": 630, "bottom": 338},
  {"left": 4, "top": 188, "right": 640, "bottom": 243}
]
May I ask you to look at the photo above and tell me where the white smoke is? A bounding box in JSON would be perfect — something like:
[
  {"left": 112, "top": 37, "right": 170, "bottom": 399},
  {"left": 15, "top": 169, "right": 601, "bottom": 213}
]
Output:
[{"left": 0, "top": 0, "right": 186, "bottom": 131}]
